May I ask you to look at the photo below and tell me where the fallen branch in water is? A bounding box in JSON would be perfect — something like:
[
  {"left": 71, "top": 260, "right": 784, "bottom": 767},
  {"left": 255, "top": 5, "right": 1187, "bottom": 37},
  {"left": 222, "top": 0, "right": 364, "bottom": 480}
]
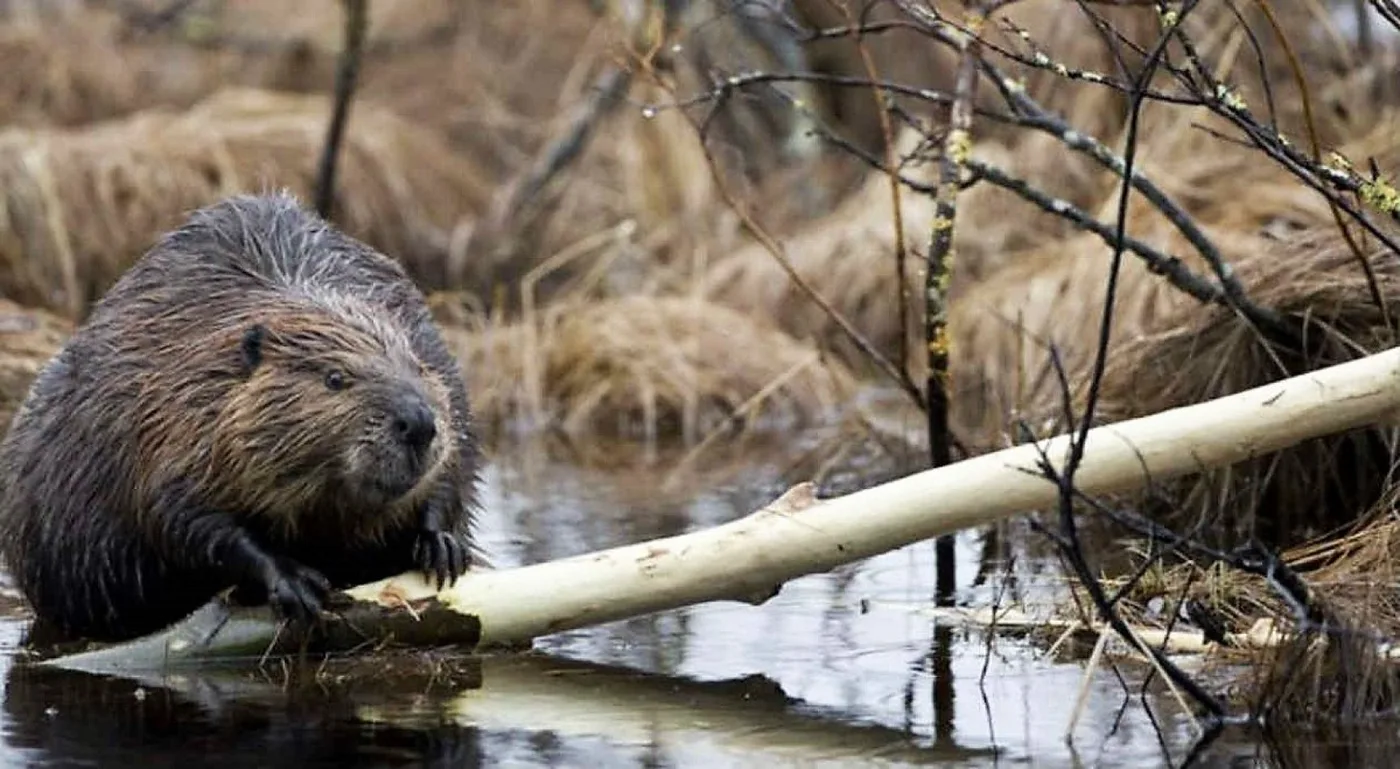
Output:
[
  {"left": 41, "top": 344, "right": 1400, "bottom": 675},
  {"left": 905, "top": 604, "right": 1295, "bottom": 658}
]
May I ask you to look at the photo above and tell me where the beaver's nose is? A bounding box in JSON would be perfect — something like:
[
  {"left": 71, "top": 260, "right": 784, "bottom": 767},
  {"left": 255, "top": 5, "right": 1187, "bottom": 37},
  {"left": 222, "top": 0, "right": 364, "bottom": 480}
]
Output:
[{"left": 392, "top": 397, "right": 437, "bottom": 455}]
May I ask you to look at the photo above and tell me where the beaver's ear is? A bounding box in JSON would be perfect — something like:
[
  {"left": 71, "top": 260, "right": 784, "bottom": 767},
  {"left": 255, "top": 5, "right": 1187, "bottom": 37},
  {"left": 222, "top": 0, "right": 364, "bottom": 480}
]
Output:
[{"left": 240, "top": 324, "right": 266, "bottom": 376}]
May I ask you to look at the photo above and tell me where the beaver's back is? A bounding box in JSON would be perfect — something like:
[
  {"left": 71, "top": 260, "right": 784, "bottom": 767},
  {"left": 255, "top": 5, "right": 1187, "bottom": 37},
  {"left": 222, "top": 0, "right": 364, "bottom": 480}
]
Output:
[{"left": 90, "top": 192, "right": 422, "bottom": 329}]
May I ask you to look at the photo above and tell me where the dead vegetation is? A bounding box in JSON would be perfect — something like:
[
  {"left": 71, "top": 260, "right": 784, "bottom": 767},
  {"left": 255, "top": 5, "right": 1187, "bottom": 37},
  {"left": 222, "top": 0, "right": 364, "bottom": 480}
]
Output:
[
  {"left": 443, "top": 294, "right": 856, "bottom": 442},
  {"left": 1090, "top": 222, "right": 1400, "bottom": 546},
  {"left": 0, "top": 87, "right": 493, "bottom": 317},
  {"left": 0, "top": 288, "right": 855, "bottom": 449}
]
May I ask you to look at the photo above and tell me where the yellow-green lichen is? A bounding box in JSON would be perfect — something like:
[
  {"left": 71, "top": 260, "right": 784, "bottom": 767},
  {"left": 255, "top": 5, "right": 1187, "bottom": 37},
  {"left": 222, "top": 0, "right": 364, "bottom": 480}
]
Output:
[
  {"left": 1360, "top": 178, "right": 1400, "bottom": 214},
  {"left": 946, "top": 129, "right": 972, "bottom": 166},
  {"left": 1214, "top": 83, "right": 1247, "bottom": 111}
]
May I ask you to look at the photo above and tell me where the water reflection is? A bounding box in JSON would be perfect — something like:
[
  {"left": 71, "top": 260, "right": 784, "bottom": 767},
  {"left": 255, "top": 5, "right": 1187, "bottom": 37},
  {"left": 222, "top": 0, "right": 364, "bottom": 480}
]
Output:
[
  {"left": 0, "top": 435, "right": 1368, "bottom": 766},
  {"left": 2, "top": 649, "right": 1005, "bottom": 768},
  {"left": 3, "top": 659, "right": 487, "bottom": 768},
  {"left": 475, "top": 437, "right": 1211, "bottom": 765}
]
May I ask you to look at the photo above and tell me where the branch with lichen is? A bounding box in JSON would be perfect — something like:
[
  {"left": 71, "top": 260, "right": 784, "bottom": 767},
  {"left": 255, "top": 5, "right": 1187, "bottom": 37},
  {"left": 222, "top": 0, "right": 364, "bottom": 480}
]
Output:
[
  {"left": 924, "top": 47, "right": 977, "bottom": 464},
  {"left": 894, "top": 0, "right": 1196, "bottom": 105},
  {"left": 648, "top": 68, "right": 1237, "bottom": 327},
  {"left": 1113, "top": 0, "right": 1400, "bottom": 240},
  {"left": 887, "top": 0, "right": 1294, "bottom": 340},
  {"left": 1165, "top": 16, "right": 1400, "bottom": 233},
  {"left": 756, "top": 102, "right": 1233, "bottom": 313},
  {"left": 1140, "top": 0, "right": 1400, "bottom": 328},
  {"left": 963, "top": 158, "right": 1229, "bottom": 306},
  {"left": 924, "top": 7, "right": 986, "bottom": 602},
  {"left": 974, "top": 59, "right": 1292, "bottom": 337},
  {"left": 633, "top": 0, "right": 1396, "bottom": 372}
]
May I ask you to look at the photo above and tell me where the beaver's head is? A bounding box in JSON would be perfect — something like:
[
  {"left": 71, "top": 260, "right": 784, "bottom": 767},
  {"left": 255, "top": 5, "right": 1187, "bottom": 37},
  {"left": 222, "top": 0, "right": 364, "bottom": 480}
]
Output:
[{"left": 210, "top": 300, "right": 455, "bottom": 524}]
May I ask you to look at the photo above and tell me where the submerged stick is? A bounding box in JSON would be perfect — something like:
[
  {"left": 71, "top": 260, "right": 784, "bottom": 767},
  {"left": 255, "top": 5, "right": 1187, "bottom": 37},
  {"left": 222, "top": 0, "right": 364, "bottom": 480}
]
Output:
[{"left": 43, "top": 345, "right": 1400, "bottom": 674}]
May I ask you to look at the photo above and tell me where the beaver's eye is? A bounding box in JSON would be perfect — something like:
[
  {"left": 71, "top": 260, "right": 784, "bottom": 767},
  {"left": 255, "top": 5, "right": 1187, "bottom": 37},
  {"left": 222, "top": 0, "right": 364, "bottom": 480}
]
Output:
[{"left": 324, "top": 369, "right": 348, "bottom": 391}]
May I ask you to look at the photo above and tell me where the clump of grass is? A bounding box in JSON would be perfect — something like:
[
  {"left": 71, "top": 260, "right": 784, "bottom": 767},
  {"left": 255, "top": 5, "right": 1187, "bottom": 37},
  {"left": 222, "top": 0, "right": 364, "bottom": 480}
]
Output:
[
  {"left": 1088, "top": 490, "right": 1400, "bottom": 725},
  {"left": 442, "top": 294, "right": 857, "bottom": 443},
  {"left": 1091, "top": 221, "right": 1400, "bottom": 546},
  {"left": 947, "top": 108, "right": 1400, "bottom": 450},
  {"left": 0, "top": 12, "right": 145, "bottom": 128},
  {"left": 0, "top": 287, "right": 858, "bottom": 449},
  {"left": 1243, "top": 500, "right": 1400, "bottom": 725},
  {"left": 0, "top": 87, "right": 494, "bottom": 318}
]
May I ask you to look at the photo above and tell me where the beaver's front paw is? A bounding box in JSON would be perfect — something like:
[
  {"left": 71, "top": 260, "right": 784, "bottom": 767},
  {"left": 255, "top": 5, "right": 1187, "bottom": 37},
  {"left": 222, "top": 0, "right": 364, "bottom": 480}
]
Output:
[
  {"left": 413, "top": 528, "right": 467, "bottom": 590},
  {"left": 263, "top": 557, "right": 332, "bottom": 625}
]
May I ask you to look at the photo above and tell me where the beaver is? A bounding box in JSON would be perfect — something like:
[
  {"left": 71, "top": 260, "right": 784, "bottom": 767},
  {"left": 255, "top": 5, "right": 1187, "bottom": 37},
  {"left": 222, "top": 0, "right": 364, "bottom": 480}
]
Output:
[{"left": 0, "top": 192, "right": 482, "bottom": 642}]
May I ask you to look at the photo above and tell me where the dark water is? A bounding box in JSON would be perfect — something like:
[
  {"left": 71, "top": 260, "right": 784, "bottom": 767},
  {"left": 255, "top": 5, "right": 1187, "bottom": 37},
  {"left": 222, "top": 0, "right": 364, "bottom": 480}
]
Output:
[{"left": 0, "top": 433, "right": 1385, "bottom": 768}]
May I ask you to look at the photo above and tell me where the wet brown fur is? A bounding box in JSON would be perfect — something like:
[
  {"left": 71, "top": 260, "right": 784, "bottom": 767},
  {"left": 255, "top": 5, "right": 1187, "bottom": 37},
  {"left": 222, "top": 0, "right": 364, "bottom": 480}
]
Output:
[{"left": 0, "top": 192, "right": 482, "bottom": 642}]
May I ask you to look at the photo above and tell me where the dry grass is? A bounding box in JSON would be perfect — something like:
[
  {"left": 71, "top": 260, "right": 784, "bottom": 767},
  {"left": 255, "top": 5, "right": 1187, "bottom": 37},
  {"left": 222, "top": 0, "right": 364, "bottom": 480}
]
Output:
[
  {"left": 440, "top": 294, "right": 857, "bottom": 443},
  {"left": 682, "top": 79, "right": 1397, "bottom": 429},
  {"left": 0, "top": 13, "right": 146, "bottom": 128},
  {"left": 0, "top": 299, "right": 70, "bottom": 429},
  {"left": 605, "top": 0, "right": 1170, "bottom": 251},
  {"left": 1003, "top": 213, "right": 1400, "bottom": 721},
  {"left": 1045, "top": 506, "right": 1400, "bottom": 724},
  {"left": 0, "top": 87, "right": 494, "bottom": 318},
  {"left": 1089, "top": 489, "right": 1400, "bottom": 724},
  {"left": 689, "top": 126, "right": 1036, "bottom": 374},
  {"left": 0, "top": 0, "right": 631, "bottom": 314},
  {"left": 1088, "top": 221, "right": 1400, "bottom": 546},
  {"left": 947, "top": 107, "right": 1400, "bottom": 448}
]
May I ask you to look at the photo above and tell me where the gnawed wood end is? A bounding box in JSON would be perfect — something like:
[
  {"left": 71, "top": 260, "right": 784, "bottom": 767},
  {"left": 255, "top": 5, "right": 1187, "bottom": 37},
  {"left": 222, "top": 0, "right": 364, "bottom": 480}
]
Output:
[
  {"left": 728, "top": 483, "right": 824, "bottom": 607},
  {"left": 37, "top": 588, "right": 487, "bottom": 676},
  {"left": 345, "top": 565, "right": 495, "bottom": 607},
  {"left": 765, "top": 482, "right": 820, "bottom": 515},
  {"left": 355, "top": 571, "right": 441, "bottom": 607}
]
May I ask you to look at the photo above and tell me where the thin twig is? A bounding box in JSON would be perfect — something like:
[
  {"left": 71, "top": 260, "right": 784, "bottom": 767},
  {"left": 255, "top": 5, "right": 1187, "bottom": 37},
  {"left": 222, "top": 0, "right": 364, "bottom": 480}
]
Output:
[
  {"left": 485, "top": 65, "right": 634, "bottom": 236},
  {"left": 964, "top": 158, "right": 1227, "bottom": 305},
  {"left": 642, "top": 74, "right": 922, "bottom": 404},
  {"left": 1043, "top": 0, "right": 1230, "bottom": 721},
  {"left": 315, "top": 0, "right": 369, "bottom": 221},
  {"left": 1159, "top": 0, "right": 1392, "bottom": 329},
  {"left": 975, "top": 57, "right": 1292, "bottom": 338},
  {"left": 823, "top": 0, "right": 919, "bottom": 401}
]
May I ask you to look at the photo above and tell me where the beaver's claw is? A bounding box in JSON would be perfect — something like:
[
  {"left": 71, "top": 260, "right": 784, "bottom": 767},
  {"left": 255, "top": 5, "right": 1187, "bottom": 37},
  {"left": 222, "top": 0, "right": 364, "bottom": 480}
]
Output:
[
  {"left": 413, "top": 528, "right": 466, "bottom": 591},
  {"left": 264, "top": 557, "right": 332, "bottom": 625}
]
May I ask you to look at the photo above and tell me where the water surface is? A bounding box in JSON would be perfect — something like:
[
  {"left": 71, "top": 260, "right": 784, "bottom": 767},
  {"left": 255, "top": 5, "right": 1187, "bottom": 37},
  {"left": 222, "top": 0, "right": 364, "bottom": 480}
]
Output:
[{"left": 0, "top": 433, "right": 1380, "bottom": 767}]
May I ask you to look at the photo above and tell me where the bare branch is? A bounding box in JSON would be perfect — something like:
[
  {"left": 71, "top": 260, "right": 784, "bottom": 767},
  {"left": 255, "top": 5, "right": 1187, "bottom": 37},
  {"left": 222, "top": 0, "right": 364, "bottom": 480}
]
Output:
[{"left": 314, "top": 0, "right": 369, "bottom": 221}]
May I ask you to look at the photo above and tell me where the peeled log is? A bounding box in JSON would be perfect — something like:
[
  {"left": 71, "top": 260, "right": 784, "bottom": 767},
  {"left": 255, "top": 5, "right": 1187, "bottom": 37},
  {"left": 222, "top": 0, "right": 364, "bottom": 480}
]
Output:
[{"left": 42, "top": 345, "right": 1400, "bottom": 675}]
